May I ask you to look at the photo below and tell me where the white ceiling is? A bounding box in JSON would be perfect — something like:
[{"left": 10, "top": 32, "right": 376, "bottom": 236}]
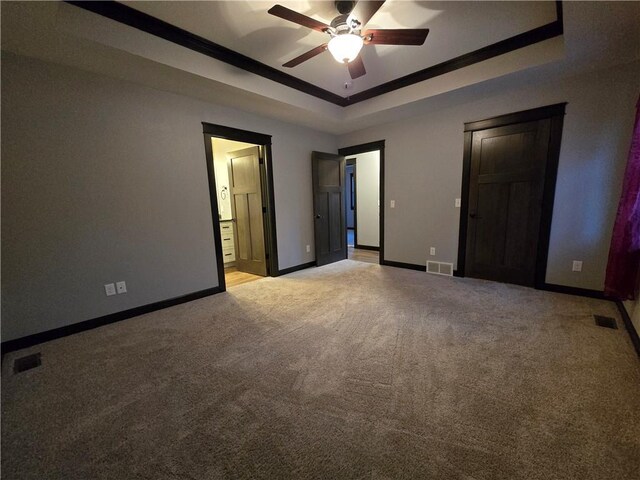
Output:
[{"left": 1, "top": 1, "right": 639, "bottom": 134}]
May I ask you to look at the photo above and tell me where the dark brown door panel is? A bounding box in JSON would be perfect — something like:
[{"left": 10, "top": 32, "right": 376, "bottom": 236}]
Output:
[
  {"left": 312, "top": 151, "right": 346, "bottom": 266},
  {"left": 465, "top": 120, "right": 551, "bottom": 286}
]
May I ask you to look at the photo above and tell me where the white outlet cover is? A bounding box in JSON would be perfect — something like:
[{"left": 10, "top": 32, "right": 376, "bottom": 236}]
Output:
[
  {"left": 430, "top": 247, "right": 436, "bottom": 256},
  {"left": 572, "top": 261, "right": 583, "bottom": 272},
  {"left": 306, "top": 245, "right": 311, "bottom": 252},
  {"left": 104, "top": 283, "right": 116, "bottom": 296},
  {"left": 116, "top": 281, "right": 127, "bottom": 294}
]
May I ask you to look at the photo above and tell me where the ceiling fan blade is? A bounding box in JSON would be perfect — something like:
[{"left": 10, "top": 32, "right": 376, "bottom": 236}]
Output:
[
  {"left": 348, "top": 55, "right": 366, "bottom": 79},
  {"left": 364, "top": 29, "right": 429, "bottom": 45},
  {"left": 350, "top": 1, "right": 385, "bottom": 28},
  {"left": 283, "top": 44, "right": 328, "bottom": 68},
  {"left": 268, "top": 5, "right": 329, "bottom": 33}
]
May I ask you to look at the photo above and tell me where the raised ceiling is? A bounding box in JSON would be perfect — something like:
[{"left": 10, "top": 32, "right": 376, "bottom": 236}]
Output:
[
  {"left": 117, "top": 0, "right": 558, "bottom": 98},
  {"left": 71, "top": 0, "right": 562, "bottom": 106},
  {"left": 1, "top": 1, "right": 639, "bottom": 133}
]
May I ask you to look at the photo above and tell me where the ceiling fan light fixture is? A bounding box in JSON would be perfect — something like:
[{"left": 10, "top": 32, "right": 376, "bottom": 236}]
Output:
[{"left": 327, "top": 33, "right": 363, "bottom": 63}]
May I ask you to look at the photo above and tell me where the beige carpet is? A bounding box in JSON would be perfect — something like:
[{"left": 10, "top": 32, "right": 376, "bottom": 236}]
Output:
[{"left": 2, "top": 260, "right": 639, "bottom": 479}]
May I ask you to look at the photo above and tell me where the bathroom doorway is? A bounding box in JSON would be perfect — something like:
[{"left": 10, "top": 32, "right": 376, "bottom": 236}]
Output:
[{"left": 203, "top": 123, "right": 278, "bottom": 290}]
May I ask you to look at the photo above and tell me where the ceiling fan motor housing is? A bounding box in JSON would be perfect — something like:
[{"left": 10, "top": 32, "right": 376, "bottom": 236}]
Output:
[{"left": 330, "top": 14, "right": 358, "bottom": 35}]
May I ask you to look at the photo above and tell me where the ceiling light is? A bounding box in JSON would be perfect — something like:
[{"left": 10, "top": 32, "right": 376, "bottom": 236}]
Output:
[{"left": 327, "top": 33, "right": 363, "bottom": 63}]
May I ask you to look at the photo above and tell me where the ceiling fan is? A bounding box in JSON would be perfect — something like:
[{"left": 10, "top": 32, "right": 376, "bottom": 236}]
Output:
[{"left": 268, "top": 1, "right": 429, "bottom": 79}]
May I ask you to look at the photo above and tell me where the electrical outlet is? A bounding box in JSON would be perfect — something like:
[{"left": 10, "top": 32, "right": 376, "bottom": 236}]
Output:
[
  {"left": 430, "top": 247, "right": 436, "bottom": 256},
  {"left": 104, "top": 283, "right": 116, "bottom": 296},
  {"left": 572, "top": 261, "right": 583, "bottom": 272},
  {"left": 116, "top": 281, "right": 127, "bottom": 294},
  {"left": 390, "top": 200, "right": 395, "bottom": 208},
  {"left": 306, "top": 245, "right": 311, "bottom": 253},
  {"left": 455, "top": 198, "right": 461, "bottom": 208}
]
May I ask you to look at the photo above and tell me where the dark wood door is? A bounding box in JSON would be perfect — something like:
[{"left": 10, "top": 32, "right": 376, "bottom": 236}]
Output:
[
  {"left": 228, "top": 147, "right": 267, "bottom": 276},
  {"left": 312, "top": 151, "right": 346, "bottom": 266},
  {"left": 465, "top": 119, "right": 551, "bottom": 286}
]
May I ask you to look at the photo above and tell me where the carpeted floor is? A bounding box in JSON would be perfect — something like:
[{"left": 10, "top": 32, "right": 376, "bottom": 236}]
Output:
[{"left": 2, "top": 260, "right": 639, "bottom": 479}]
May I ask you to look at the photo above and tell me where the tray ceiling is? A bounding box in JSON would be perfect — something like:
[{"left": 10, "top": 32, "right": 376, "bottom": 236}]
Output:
[
  {"left": 2, "top": 1, "right": 638, "bottom": 133},
  {"left": 70, "top": 0, "right": 562, "bottom": 106},
  {"left": 116, "top": 1, "right": 559, "bottom": 100}
]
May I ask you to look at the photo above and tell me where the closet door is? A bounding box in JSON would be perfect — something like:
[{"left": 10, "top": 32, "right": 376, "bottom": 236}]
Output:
[{"left": 465, "top": 119, "right": 550, "bottom": 286}]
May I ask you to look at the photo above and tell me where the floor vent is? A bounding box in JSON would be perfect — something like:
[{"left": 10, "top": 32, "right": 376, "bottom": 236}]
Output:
[
  {"left": 13, "top": 353, "right": 42, "bottom": 374},
  {"left": 426, "top": 261, "right": 454, "bottom": 276},
  {"left": 594, "top": 315, "right": 618, "bottom": 329}
]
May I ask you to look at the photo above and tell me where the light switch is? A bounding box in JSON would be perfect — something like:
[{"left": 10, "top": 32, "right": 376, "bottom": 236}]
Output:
[
  {"left": 390, "top": 200, "right": 395, "bottom": 208},
  {"left": 455, "top": 198, "right": 461, "bottom": 208}
]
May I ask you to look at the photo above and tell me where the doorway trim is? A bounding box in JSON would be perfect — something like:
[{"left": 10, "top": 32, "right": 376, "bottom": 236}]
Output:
[
  {"left": 338, "top": 140, "right": 385, "bottom": 263},
  {"left": 202, "top": 122, "right": 279, "bottom": 291},
  {"left": 346, "top": 159, "right": 357, "bottom": 247},
  {"left": 456, "top": 103, "right": 566, "bottom": 289}
]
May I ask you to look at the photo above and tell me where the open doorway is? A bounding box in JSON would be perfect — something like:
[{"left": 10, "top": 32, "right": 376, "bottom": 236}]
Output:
[
  {"left": 346, "top": 160, "right": 356, "bottom": 247},
  {"left": 339, "top": 141, "right": 385, "bottom": 265},
  {"left": 213, "top": 139, "right": 265, "bottom": 287},
  {"left": 203, "top": 123, "right": 278, "bottom": 290}
]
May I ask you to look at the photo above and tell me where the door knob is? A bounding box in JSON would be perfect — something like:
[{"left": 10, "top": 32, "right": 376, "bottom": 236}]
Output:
[
  {"left": 315, "top": 214, "right": 322, "bottom": 219},
  {"left": 469, "top": 213, "right": 482, "bottom": 219}
]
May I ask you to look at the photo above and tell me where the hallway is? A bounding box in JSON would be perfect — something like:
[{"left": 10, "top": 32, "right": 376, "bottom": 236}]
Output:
[{"left": 348, "top": 246, "right": 379, "bottom": 264}]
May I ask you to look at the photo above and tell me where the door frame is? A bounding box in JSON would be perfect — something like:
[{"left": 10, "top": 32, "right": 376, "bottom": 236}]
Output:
[
  {"left": 202, "top": 123, "right": 279, "bottom": 292},
  {"left": 338, "top": 140, "right": 385, "bottom": 263},
  {"left": 456, "top": 103, "right": 566, "bottom": 288},
  {"left": 346, "top": 159, "right": 357, "bottom": 246}
]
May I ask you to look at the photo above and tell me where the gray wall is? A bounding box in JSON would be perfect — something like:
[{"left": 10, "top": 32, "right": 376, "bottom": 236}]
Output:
[
  {"left": 1, "top": 53, "right": 336, "bottom": 341},
  {"left": 3, "top": 51, "right": 637, "bottom": 342},
  {"left": 339, "top": 61, "right": 640, "bottom": 290}
]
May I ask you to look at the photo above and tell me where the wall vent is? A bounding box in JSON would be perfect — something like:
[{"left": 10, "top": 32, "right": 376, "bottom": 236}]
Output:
[{"left": 426, "top": 261, "right": 454, "bottom": 276}]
